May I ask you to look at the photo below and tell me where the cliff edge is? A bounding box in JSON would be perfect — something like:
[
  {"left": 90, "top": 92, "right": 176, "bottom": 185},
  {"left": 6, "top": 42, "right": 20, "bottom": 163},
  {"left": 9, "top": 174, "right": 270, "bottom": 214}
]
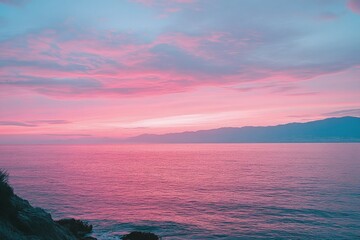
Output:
[{"left": 0, "top": 169, "right": 94, "bottom": 240}]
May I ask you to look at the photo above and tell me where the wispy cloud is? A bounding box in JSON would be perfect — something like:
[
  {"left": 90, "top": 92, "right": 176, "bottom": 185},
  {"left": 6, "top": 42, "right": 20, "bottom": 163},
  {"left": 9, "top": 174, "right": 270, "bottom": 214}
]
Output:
[
  {"left": 0, "top": 121, "right": 36, "bottom": 127},
  {"left": 0, "top": 0, "right": 359, "bottom": 142},
  {"left": 324, "top": 108, "right": 360, "bottom": 117},
  {"left": 111, "top": 111, "right": 245, "bottom": 128},
  {"left": 1, "top": 0, "right": 359, "bottom": 98},
  {"left": 0, "top": 119, "right": 71, "bottom": 127},
  {"left": 44, "top": 133, "right": 91, "bottom": 137},
  {"left": 29, "top": 120, "right": 71, "bottom": 124}
]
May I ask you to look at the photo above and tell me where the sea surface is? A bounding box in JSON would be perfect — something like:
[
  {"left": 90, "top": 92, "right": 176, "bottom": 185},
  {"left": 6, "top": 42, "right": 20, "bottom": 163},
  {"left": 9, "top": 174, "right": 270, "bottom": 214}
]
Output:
[{"left": 0, "top": 144, "right": 359, "bottom": 239}]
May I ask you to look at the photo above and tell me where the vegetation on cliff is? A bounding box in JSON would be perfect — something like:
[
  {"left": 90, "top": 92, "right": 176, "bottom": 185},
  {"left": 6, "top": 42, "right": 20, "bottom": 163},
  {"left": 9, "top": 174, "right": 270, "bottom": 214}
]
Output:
[{"left": 0, "top": 169, "right": 92, "bottom": 240}]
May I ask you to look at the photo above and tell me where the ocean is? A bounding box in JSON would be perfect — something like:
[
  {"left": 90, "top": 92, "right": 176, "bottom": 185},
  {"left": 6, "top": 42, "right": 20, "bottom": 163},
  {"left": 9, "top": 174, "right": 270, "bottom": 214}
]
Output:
[{"left": 0, "top": 144, "right": 359, "bottom": 239}]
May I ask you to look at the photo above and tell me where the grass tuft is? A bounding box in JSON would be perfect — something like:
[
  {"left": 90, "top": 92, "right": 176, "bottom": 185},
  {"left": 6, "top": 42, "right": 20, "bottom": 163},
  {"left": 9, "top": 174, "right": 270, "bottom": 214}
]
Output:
[
  {"left": 0, "top": 169, "right": 16, "bottom": 220},
  {"left": 0, "top": 169, "right": 14, "bottom": 200},
  {"left": 0, "top": 169, "right": 9, "bottom": 185}
]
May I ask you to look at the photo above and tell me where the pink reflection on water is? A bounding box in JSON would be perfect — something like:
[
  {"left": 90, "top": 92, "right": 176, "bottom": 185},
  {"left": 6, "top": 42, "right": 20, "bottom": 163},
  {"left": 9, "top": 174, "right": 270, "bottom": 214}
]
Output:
[{"left": 1, "top": 144, "right": 360, "bottom": 239}]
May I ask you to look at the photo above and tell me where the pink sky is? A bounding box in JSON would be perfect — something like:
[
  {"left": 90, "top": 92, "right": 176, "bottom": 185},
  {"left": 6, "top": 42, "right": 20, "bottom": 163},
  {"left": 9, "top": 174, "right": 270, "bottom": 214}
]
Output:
[{"left": 0, "top": 0, "right": 359, "bottom": 143}]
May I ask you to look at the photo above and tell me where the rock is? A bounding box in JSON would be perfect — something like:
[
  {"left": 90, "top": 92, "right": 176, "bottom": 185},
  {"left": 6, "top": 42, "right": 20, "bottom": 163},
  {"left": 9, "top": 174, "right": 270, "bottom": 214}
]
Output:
[
  {"left": 56, "top": 218, "right": 93, "bottom": 238},
  {"left": 0, "top": 194, "right": 77, "bottom": 240},
  {"left": 80, "top": 237, "right": 98, "bottom": 240},
  {"left": 122, "top": 231, "right": 160, "bottom": 240},
  {"left": 0, "top": 169, "right": 96, "bottom": 240},
  {"left": 1, "top": 170, "right": 161, "bottom": 240}
]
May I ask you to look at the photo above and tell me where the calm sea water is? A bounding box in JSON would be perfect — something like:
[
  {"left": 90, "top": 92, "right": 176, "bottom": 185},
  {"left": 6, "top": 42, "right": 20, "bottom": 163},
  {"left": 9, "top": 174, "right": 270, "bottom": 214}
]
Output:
[{"left": 0, "top": 144, "right": 359, "bottom": 239}]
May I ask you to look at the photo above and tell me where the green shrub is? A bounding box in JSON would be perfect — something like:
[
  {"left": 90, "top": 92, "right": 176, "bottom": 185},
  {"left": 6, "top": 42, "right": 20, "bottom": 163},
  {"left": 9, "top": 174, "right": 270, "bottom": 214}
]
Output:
[
  {"left": 0, "top": 169, "right": 14, "bottom": 200},
  {"left": 0, "top": 169, "right": 9, "bottom": 184}
]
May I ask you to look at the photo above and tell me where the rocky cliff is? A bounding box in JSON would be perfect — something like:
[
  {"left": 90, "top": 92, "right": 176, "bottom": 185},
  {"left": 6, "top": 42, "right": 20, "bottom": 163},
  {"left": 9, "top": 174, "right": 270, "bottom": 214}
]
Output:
[
  {"left": 0, "top": 169, "right": 160, "bottom": 240},
  {"left": 0, "top": 169, "right": 94, "bottom": 240}
]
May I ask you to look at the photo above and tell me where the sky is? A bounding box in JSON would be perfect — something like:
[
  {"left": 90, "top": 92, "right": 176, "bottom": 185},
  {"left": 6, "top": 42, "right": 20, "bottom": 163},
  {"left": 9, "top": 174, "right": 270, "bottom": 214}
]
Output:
[{"left": 0, "top": 0, "right": 359, "bottom": 143}]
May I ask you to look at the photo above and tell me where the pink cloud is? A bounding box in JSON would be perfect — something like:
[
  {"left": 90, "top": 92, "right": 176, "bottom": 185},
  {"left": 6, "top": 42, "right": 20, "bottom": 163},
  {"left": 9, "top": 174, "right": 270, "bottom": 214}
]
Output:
[
  {"left": 348, "top": 0, "right": 360, "bottom": 14},
  {"left": 1, "top": 68, "right": 359, "bottom": 140},
  {"left": 0, "top": 24, "right": 358, "bottom": 99},
  {"left": 0, "top": 28, "right": 232, "bottom": 98},
  {"left": 0, "top": 0, "right": 359, "bottom": 142}
]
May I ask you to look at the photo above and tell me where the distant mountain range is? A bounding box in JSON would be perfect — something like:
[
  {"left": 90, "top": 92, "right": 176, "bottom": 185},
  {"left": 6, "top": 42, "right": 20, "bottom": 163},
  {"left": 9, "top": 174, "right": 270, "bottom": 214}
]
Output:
[{"left": 127, "top": 116, "right": 360, "bottom": 143}]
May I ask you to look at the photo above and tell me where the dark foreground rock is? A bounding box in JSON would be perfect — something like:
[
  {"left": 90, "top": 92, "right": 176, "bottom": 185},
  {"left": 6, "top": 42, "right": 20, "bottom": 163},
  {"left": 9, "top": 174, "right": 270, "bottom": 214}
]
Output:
[
  {"left": 1, "top": 169, "right": 161, "bottom": 240},
  {"left": 0, "top": 169, "right": 96, "bottom": 240},
  {"left": 122, "top": 231, "right": 160, "bottom": 240},
  {"left": 56, "top": 218, "right": 93, "bottom": 239}
]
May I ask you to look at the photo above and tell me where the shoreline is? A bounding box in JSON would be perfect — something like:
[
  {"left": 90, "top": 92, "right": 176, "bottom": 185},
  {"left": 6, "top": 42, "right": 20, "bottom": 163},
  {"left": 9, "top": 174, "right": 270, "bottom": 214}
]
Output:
[{"left": 0, "top": 169, "right": 160, "bottom": 240}]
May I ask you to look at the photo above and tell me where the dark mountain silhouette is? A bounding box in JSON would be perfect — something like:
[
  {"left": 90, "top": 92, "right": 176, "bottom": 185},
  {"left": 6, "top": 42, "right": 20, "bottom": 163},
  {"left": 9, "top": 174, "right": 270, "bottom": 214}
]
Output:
[{"left": 127, "top": 116, "right": 360, "bottom": 143}]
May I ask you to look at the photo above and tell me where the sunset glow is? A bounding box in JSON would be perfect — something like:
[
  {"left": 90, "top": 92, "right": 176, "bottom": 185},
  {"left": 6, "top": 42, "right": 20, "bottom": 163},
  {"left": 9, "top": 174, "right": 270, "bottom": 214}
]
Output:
[{"left": 0, "top": 0, "right": 359, "bottom": 143}]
